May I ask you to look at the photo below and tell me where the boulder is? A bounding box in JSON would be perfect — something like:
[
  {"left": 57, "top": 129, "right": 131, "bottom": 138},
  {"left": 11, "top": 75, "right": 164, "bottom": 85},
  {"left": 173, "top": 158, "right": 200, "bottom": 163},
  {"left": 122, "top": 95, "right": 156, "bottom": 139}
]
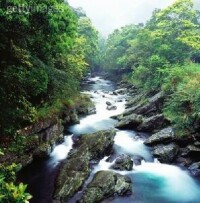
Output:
[
  {"left": 137, "top": 114, "right": 168, "bottom": 132},
  {"left": 188, "top": 162, "right": 200, "bottom": 170},
  {"left": 123, "top": 104, "right": 143, "bottom": 117},
  {"left": 132, "top": 155, "right": 143, "bottom": 165},
  {"left": 187, "top": 145, "right": 200, "bottom": 154},
  {"left": 80, "top": 171, "right": 132, "bottom": 203},
  {"left": 70, "top": 110, "right": 80, "bottom": 124},
  {"left": 76, "top": 94, "right": 96, "bottom": 116},
  {"left": 194, "top": 141, "right": 200, "bottom": 147},
  {"left": 188, "top": 162, "right": 200, "bottom": 177},
  {"left": 175, "top": 156, "right": 192, "bottom": 167},
  {"left": 153, "top": 143, "right": 179, "bottom": 163},
  {"left": 88, "top": 107, "right": 97, "bottom": 115},
  {"left": 111, "top": 154, "right": 133, "bottom": 171},
  {"left": 106, "top": 101, "right": 112, "bottom": 106},
  {"left": 114, "top": 88, "right": 127, "bottom": 95},
  {"left": 125, "top": 93, "right": 144, "bottom": 109},
  {"left": 126, "top": 92, "right": 163, "bottom": 117},
  {"left": 144, "top": 127, "right": 175, "bottom": 146},
  {"left": 115, "top": 114, "right": 143, "bottom": 130},
  {"left": 107, "top": 106, "right": 117, "bottom": 111},
  {"left": 53, "top": 130, "right": 116, "bottom": 202}
]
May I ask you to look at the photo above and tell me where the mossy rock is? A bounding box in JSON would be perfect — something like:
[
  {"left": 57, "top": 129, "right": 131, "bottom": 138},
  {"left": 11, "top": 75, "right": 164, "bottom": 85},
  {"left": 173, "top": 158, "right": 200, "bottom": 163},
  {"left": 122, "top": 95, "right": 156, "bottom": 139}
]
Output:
[
  {"left": 53, "top": 130, "right": 116, "bottom": 202},
  {"left": 80, "top": 171, "right": 132, "bottom": 203}
]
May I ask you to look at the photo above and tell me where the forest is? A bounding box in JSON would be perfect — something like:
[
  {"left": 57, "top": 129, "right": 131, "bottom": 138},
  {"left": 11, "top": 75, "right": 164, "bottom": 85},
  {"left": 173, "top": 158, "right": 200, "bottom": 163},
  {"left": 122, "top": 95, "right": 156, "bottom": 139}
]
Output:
[{"left": 0, "top": 0, "right": 200, "bottom": 202}]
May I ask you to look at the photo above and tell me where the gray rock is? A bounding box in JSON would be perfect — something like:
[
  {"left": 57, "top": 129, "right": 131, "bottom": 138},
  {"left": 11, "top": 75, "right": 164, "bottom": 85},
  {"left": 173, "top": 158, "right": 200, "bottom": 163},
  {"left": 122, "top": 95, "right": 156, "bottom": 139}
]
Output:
[
  {"left": 70, "top": 110, "right": 80, "bottom": 124},
  {"left": 137, "top": 114, "right": 168, "bottom": 132},
  {"left": 188, "top": 162, "right": 200, "bottom": 170},
  {"left": 132, "top": 155, "right": 143, "bottom": 165},
  {"left": 53, "top": 130, "right": 116, "bottom": 202},
  {"left": 175, "top": 156, "right": 192, "bottom": 167},
  {"left": 115, "top": 114, "right": 143, "bottom": 130},
  {"left": 188, "top": 162, "right": 200, "bottom": 177},
  {"left": 88, "top": 107, "right": 96, "bottom": 115},
  {"left": 131, "top": 92, "right": 164, "bottom": 117},
  {"left": 125, "top": 93, "right": 144, "bottom": 109},
  {"left": 187, "top": 145, "right": 200, "bottom": 153},
  {"left": 107, "top": 106, "right": 117, "bottom": 111},
  {"left": 80, "top": 171, "right": 132, "bottom": 203},
  {"left": 114, "top": 88, "right": 127, "bottom": 95},
  {"left": 123, "top": 104, "right": 143, "bottom": 117},
  {"left": 111, "top": 154, "right": 133, "bottom": 171},
  {"left": 153, "top": 143, "right": 179, "bottom": 163},
  {"left": 144, "top": 127, "right": 175, "bottom": 146},
  {"left": 106, "top": 101, "right": 112, "bottom": 106},
  {"left": 194, "top": 141, "right": 200, "bottom": 147},
  {"left": 117, "top": 99, "right": 123, "bottom": 102}
]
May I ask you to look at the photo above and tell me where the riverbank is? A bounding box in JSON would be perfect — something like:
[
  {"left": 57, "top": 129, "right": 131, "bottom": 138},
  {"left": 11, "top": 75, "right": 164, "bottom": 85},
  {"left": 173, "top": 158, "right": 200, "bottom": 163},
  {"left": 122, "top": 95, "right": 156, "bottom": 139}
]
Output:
[
  {"left": 17, "top": 76, "right": 200, "bottom": 203},
  {"left": 114, "top": 81, "right": 200, "bottom": 178}
]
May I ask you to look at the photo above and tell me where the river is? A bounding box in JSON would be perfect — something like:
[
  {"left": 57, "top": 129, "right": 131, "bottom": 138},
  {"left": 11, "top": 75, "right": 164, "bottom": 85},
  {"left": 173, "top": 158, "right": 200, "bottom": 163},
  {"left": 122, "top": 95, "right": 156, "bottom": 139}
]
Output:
[{"left": 19, "top": 76, "right": 200, "bottom": 203}]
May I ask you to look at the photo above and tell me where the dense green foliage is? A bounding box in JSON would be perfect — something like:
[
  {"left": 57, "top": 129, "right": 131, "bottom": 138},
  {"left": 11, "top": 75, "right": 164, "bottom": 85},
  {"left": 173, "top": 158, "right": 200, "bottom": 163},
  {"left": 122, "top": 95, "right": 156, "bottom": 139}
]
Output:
[
  {"left": 103, "top": 0, "right": 200, "bottom": 135},
  {"left": 0, "top": 159, "right": 32, "bottom": 202},
  {"left": 0, "top": 0, "right": 99, "bottom": 136},
  {"left": 0, "top": 0, "right": 100, "bottom": 201},
  {"left": 163, "top": 64, "right": 200, "bottom": 136}
]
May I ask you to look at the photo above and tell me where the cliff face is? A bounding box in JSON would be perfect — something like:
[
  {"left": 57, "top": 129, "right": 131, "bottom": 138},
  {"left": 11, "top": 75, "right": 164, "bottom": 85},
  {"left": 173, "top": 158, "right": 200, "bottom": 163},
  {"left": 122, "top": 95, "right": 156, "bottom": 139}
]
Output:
[
  {"left": 0, "top": 117, "right": 64, "bottom": 167},
  {"left": 0, "top": 93, "right": 95, "bottom": 167}
]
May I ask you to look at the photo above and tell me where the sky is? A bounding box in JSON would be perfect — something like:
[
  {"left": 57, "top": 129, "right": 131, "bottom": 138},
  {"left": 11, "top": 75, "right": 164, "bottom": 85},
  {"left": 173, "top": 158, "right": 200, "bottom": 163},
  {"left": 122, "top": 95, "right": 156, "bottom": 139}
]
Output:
[{"left": 68, "top": 0, "right": 200, "bottom": 37}]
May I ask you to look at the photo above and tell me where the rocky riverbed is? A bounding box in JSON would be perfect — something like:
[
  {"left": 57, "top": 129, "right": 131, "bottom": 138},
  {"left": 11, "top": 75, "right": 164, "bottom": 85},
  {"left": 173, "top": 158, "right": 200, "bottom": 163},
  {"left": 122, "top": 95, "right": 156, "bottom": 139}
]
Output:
[
  {"left": 113, "top": 80, "right": 200, "bottom": 178},
  {"left": 19, "top": 76, "right": 200, "bottom": 203}
]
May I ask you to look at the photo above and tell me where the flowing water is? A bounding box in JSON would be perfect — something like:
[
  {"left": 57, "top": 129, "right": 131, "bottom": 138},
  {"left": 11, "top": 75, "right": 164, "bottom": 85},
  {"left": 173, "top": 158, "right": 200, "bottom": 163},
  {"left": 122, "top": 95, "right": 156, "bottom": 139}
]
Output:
[{"left": 19, "top": 76, "right": 200, "bottom": 203}]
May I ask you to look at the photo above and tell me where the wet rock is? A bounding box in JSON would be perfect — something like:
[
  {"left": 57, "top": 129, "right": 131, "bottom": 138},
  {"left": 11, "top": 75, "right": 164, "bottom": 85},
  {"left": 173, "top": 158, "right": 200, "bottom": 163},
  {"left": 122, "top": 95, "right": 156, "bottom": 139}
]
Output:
[
  {"left": 125, "top": 94, "right": 144, "bottom": 109},
  {"left": 53, "top": 130, "right": 116, "bottom": 202},
  {"left": 32, "top": 143, "right": 51, "bottom": 160},
  {"left": 137, "top": 114, "right": 169, "bottom": 132},
  {"left": 126, "top": 92, "right": 164, "bottom": 117},
  {"left": 76, "top": 94, "right": 96, "bottom": 116},
  {"left": 70, "top": 110, "right": 80, "bottom": 124},
  {"left": 114, "top": 88, "right": 127, "bottom": 95},
  {"left": 125, "top": 91, "right": 164, "bottom": 114},
  {"left": 180, "top": 148, "right": 190, "bottom": 157},
  {"left": 187, "top": 145, "right": 200, "bottom": 154},
  {"left": 106, "top": 101, "right": 112, "bottom": 106},
  {"left": 115, "top": 114, "right": 143, "bottom": 130},
  {"left": 111, "top": 154, "right": 133, "bottom": 171},
  {"left": 107, "top": 106, "right": 117, "bottom": 111},
  {"left": 88, "top": 107, "right": 97, "bottom": 115},
  {"left": 188, "top": 162, "right": 200, "bottom": 177},
  {"left": 194, "top": 141, "right": 200, "bottom": 147},
  {"left": 132, "top": 155, "right": 143, "bottom": 165},
  {"left": 123, "top": 104, "right": 143, "bottom": 117},
  {"left": 175, "top": 156, "right": 192, "bottom": 167},
  {"left": 80, "top": 171, "right": 132, "bottom": 203},
  {"left": 117, "top": 99, "right": 123, "bottom": 102},
  {"left": 144, "top": 127, "right": 175, "bottom": 146},
  {"left": 153, "top": 143, "right": 179, "bottom": 163},
  {"left": 188, "top": 162, "right": 200, "bottom": 170}
]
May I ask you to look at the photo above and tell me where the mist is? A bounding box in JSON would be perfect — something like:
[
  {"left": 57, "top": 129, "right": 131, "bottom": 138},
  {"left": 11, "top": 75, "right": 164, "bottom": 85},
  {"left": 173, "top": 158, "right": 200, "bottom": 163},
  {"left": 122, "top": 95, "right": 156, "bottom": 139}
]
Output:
[
  {"left": 68, "top": 0, "right": 176, "bottom": 37},
  {"left": 68, "top": 0, "right": 200, "bottom": 37}
]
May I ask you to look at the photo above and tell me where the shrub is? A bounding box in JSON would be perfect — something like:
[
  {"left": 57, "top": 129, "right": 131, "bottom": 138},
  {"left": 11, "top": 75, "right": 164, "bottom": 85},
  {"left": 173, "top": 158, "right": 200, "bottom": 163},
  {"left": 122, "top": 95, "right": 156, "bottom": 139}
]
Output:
[
  {"left": 0, "top": 161, "right": 32, "bottom": 203},
  {"left": 163, "top": 64, "right": 200, "bottom": 135}
]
